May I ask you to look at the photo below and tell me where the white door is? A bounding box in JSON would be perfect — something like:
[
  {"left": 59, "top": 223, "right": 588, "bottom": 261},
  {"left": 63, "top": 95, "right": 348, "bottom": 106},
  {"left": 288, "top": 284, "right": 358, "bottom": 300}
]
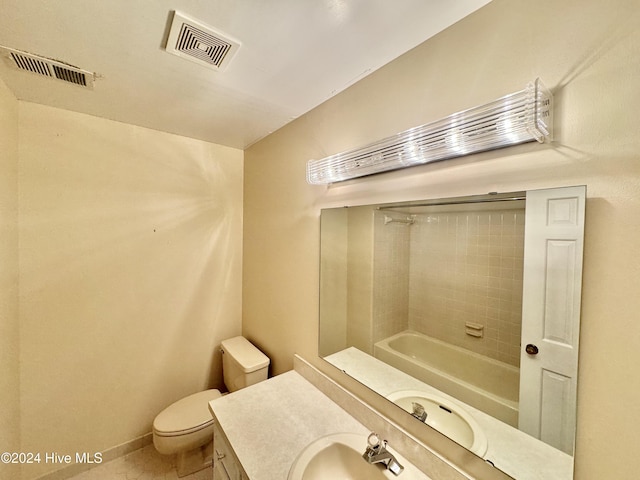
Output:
[{"left": 519, "top": 185, "right": 586, "bottom": 454}]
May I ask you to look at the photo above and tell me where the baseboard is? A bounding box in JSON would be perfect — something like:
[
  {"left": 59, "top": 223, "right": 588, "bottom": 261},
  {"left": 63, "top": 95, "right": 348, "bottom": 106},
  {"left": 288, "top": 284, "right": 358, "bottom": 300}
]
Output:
[{"left": 35, "top": 433, "right": 153, "bottom": 480}]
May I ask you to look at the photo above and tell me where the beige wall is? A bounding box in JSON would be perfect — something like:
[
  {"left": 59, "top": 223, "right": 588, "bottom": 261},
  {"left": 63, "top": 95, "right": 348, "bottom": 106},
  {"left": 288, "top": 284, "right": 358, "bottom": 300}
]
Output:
[
  {"left": 0, "top": 77, "right": 21, "bottom": 479},
  {"left": 243, "top": 1, "right": 640, "bottom": 479},
  {"left": 18, "top": 103, "right": 243, "bottom": 478},
  {"left": 346, "top": 207, "right": 375, "bottom": 354},
  {"left": 318, "top": 208, "right": 347, "bottom": 357}
]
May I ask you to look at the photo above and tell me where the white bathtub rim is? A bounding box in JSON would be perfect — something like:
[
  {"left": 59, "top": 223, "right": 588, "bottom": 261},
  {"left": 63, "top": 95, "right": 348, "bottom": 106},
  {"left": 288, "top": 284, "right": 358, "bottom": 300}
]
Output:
[
  {"left": 378, "top": 330, "right": 520, "bottom": 375},
  {"left": 375, "top": 333, "right": 519, "bottom": 409}
]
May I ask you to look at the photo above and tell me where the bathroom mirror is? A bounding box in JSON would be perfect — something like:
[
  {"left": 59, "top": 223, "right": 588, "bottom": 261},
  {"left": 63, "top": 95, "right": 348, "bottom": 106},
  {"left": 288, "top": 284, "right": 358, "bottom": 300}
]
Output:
[{"left": 318, "top": 186, "right": 585, "bottom": 480}]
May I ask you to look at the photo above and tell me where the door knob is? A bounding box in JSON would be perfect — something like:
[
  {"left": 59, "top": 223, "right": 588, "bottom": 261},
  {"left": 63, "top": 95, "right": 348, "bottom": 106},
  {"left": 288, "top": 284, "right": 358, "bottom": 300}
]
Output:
[{"left": 525, "top": 344, "right": 539, "bottom": 355}]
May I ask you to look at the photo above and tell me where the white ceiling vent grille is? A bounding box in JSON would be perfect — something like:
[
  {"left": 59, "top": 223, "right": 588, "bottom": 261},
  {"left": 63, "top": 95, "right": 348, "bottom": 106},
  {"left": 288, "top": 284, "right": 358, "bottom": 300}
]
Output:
[
  {"left": 165, "top": 11, "right": 240, "bottom": 72},
  {"left": 0, "top": 45, "right": 94, "bottom": 89}
]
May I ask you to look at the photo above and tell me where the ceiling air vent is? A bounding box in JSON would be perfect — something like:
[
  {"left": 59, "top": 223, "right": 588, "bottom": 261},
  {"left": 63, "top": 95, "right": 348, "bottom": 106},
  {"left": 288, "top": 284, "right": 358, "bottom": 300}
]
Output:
[
  {"left": 165, "top": 11, "right": 241, "bottom": 72},
  {"left": 0, "top": 45, "right": 94, "bottom": 89}
]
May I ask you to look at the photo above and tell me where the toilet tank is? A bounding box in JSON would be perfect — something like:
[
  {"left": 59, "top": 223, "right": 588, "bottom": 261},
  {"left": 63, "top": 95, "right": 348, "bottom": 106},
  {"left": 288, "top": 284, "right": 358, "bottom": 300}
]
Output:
[{"left": 221, "top": 336, "right": 270, "bottom": 392}]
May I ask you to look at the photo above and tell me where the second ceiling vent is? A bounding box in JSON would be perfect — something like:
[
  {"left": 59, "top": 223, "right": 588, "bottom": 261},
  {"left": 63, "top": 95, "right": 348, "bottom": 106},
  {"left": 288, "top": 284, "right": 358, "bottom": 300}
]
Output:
[
  {"left": 165, "top": 11, "right": 241, "bottom": 72},
  {"left": 0, "top": 45, "right": 95, "bottom": 88}
]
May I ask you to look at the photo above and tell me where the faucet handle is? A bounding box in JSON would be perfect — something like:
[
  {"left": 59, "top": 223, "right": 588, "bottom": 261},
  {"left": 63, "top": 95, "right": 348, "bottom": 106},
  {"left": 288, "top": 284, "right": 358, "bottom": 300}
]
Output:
[{"left": 367, "top": 432, "right": 381, "bottom": 448}]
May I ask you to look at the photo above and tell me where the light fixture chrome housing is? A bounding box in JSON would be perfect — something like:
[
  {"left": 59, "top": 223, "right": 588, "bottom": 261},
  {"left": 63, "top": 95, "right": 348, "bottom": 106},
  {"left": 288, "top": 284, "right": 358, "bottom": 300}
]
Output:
[{"left": 306, "top": 78, "right": 553, "bottom": 185}]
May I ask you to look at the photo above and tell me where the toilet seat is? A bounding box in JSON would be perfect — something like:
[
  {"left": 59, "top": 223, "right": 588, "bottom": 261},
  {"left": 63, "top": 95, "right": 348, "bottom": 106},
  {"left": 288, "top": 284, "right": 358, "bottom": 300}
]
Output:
[{"left": 153, "top": 389, "right": 221, "bottom": 437}]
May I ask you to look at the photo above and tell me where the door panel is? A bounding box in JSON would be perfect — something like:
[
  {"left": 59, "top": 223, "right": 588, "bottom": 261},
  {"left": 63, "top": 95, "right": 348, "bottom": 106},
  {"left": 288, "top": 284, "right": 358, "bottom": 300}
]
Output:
[{"left": 519, "top": 185, "right": 585, "bottom": 454}]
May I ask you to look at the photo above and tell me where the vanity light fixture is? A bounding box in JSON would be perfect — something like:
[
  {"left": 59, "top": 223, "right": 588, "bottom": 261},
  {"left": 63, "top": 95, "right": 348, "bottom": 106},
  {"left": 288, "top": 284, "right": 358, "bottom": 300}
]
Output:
[{"left": 306, "top": 78, "right": 553, "bottom": 185}]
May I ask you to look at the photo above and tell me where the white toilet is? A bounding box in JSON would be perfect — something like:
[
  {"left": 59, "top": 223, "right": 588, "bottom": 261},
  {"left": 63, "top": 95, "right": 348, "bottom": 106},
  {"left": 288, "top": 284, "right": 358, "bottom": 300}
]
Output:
[{"left": 152, "top": 336, "right": 270, "bottom": 477}]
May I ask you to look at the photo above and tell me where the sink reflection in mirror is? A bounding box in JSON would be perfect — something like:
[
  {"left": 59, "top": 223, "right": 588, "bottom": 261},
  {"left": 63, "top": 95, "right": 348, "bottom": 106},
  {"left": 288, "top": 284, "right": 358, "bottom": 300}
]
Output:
[
  {"left": 386, "top": 390, "right": 488, "bottom": 456},
  {"left": 319, "top": 187, "right": 586, "bottom": 480}
]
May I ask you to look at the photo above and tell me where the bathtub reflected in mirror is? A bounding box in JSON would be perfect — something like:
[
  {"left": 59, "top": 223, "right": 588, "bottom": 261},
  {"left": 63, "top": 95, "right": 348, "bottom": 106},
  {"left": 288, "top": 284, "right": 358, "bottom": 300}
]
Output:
[
  {"left": 375, "top": 331, "right": 519, "bottom": 426},
  {"left": 318, "top": 188, "right": 585, "bottom": 480}
]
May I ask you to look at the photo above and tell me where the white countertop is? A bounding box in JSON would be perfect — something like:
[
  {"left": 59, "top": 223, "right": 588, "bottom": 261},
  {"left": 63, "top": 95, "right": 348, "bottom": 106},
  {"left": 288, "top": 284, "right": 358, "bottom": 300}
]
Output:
[{"left": 209, "top": 370, "right": 432, "bottom": 480}]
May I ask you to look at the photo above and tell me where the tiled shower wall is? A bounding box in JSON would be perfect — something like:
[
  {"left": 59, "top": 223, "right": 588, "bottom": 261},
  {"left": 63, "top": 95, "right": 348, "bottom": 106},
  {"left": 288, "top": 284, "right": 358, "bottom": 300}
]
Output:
[
  {"left": 373, "top": 206, "right": 525, "bottom": 367},
  {"left": 372, "top": 211, "right": 410, "bottom": 343}
]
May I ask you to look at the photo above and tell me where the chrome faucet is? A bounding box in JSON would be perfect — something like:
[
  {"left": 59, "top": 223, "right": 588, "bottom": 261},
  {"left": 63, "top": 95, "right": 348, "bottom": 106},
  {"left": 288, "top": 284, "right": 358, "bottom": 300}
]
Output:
[
  {"left": 362, "top": 432, "right": 404, "bottom": 476},
  {"left": 411, "top": 402, "right": 427, "bottom": 423}
]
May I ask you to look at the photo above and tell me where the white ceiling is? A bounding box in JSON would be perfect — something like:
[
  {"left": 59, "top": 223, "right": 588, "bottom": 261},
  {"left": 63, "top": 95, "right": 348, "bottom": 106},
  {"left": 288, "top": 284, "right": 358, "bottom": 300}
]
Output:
[{"left": 0, "top": 0, "right": 491, "bottom": 149}]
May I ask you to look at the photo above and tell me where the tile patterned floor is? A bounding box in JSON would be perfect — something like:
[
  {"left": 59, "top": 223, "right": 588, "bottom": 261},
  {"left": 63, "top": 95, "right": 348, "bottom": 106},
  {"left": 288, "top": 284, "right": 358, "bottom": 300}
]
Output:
[{"left": 68, "top": 444, "right": 210, "bottom": 480}]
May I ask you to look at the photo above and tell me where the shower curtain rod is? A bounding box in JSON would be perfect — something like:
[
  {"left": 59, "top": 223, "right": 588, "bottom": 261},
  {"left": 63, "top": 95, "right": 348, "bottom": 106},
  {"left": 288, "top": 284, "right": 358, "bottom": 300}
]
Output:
[{"left": 378, "top": 194, "right": 526, "bottom": 210}]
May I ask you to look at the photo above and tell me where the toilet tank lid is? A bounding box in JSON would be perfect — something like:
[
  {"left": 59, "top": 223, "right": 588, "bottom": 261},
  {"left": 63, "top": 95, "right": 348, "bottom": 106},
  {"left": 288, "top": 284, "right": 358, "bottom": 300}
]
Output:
[
  {"left": 153, "top": 389, "right": 221, "bottom": 434},
  {"left": 221, "top": 336, "right": 270, "bottom": 373}
]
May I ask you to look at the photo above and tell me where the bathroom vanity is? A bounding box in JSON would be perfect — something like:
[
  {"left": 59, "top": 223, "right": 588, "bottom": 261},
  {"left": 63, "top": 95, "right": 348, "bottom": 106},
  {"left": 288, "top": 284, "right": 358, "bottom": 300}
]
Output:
[
  {"left": 212, "top": 421, "right": 246, "bottom": 480},
  {"left": 208, "top": 355, "right": 443, "bottom": 480},
  {"left": 209, "top": 367, "right": 387, "bottom": 479}
]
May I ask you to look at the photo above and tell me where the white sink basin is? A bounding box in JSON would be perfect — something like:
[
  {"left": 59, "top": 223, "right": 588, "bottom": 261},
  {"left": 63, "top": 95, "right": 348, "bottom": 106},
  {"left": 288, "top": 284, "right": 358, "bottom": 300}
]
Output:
[
  {"left": 387, "top": 390, "right": 488, "bottom": 456},
  {"left": 288, "top": 433, "right": 424, "bottom": 480}
]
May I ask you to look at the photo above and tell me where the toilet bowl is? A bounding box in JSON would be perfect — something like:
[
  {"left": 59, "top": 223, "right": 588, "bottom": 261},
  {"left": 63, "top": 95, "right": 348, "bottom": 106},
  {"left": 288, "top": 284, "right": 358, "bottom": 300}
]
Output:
[
  {"left": 152, "top": 336, "right": 270, "bottom": 477},
  {"left": 153, "top": 389, "right": 221, "bottom": 477}
]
